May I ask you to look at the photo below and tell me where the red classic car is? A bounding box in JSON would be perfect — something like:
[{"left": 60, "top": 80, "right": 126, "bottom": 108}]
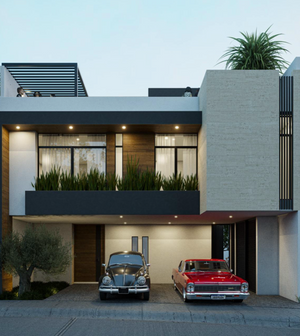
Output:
[{"left": 172, "top": 259, "right": 249, "bottom": 302}]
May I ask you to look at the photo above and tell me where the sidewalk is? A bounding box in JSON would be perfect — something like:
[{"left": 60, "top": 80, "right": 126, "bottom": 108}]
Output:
[{"left": 0, "top": 284, "right": 299, "bottom": 329}]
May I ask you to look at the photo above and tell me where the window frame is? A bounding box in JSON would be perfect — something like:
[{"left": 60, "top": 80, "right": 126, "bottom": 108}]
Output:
[
  {"left": 38, "top": 134, "right": 107, "bottom": 176},
  {"left": 154, "top": 134, "right": 198, "bottom": 177}
]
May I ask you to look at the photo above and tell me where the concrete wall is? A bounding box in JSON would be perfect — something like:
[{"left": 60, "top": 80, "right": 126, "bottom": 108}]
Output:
[
  {"left": 198, "top": 70, "right": 279, "bottom": 213},
  {"left": 278, "top": 212, "right": 300, "bottom": 302},
  {"left": 0, "top": 96, "right": 199, "bottom": 112},
  {"left": 12, "top": 219, "right": 74, "bottom": 287},
  {"left": 0, "top": 66, "right": 19, "bottom": 97},
  {"left": 293, "top": 70, "right": 300, "bottom": 211},
  {"left": 9, "top": 132, "right": 37, "bottom": 215},
  {"left": 256, "top": 217, "right": 279, "bottom": 295},
  {"left": 105, "top": 224, "right": 211, "bottom": 283}
]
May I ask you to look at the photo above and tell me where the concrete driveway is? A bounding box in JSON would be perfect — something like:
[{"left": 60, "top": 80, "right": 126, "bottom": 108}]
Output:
[{"left": 46, "top": 284, "right": 299, "bottom": 309}]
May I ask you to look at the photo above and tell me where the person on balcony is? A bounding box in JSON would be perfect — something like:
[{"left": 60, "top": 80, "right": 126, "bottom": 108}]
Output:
[
  {"left": 16, "top": 87, "right": 27, "bottom": 97},
  {"left": 33, "top": 91, "right": 42, "bottom": 97}
]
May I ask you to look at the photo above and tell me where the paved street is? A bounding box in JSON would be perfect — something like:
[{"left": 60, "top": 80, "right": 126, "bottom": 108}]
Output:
[{"left": 0, "top": 284, "right": 299, "bottom": 335}]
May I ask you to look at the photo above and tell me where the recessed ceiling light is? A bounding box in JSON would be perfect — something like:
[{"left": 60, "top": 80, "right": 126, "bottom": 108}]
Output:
[
  {"left": 174, "top": 216, "right": 178, "bottom": 218},
  {"left": 229, "top": 215, "right": 233, "bottom": 218},
  {"left": 122, "top": 126, "right": 126, "bottom": 129},
  {"left": 165, "top": 137, "right": 168, "bottom": 140},
  {"left": 124, "top": 222, "right": 127, "bottom": 225},
  {"left": 175, "top": 126, "right": 179, "bottom": 129},
  {"left": 172, "top": 138, "right": 175, "bottom": 141},
  {"left": 69, "top": 126, "right": 73, "bottom": 129},
  {"left": 76, "top": 138, "right": 80, "bottom": 141},
  {"left": 120, "top": 216, "right": 123, "bottom": 218},
  {"left": 168, "top": 222, "right": 171, "bottom": 224},
  {"left": 16, "top": 126, "right": 20, "bottom": 129},
  {"left": 212, "top": 222, "right": 216, "bottom": 224}
]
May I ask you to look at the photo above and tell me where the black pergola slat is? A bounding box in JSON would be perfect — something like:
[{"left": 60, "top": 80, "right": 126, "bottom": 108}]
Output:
[{"left": 2, "top": 63, "right": 88, "bottom": 97}]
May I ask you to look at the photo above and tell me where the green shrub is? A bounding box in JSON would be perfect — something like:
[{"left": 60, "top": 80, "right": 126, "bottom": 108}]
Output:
[
  {"left": 162, "top": 173, "right": 185, "bottom": 191},
  {"left": 184, "top": 174, "right": 198, "bottom": 191}
]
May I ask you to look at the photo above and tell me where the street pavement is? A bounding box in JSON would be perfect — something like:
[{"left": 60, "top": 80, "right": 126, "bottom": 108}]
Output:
[{"left": 0, "top": 284, "right": 299, "bottom": 334}]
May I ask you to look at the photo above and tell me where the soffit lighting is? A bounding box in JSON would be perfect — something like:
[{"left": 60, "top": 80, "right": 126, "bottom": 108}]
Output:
[
  {"left": 212, "top": 222, "right": 216, "bottom": 224},
  {"left": 174, "top": 216, "right": 178, "bottom": 218},
  {"left": 175, "top": 126, "right": 179, "bottom": 129},
  {"left": 168, "top": 222, "right": 171, "bottom": 224},
  {"left": 16, "top": 126, "right": 20, "bottom": 130},
  {"left": 124, "top": 222, "right": 127, "bottom": 225},
  {"left": 120, "top": 216, "right": 123, "bottom": 218},
  {"left": 122, "top": 126, "right": 126, "bottom": 129},
  {"left": 229, "top": 215, "right": 233, "bottom": 218},
  {"left": 69, "top": 126, "right": 73, "bottom": 129}
]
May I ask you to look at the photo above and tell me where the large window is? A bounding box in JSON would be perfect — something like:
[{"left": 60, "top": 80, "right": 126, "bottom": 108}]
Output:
[
  {"left": 39, "top": 134, "right": 106, "bottom": 175},
  {"left": 155, "top": 134, "right": 197, "bottom": 177}
]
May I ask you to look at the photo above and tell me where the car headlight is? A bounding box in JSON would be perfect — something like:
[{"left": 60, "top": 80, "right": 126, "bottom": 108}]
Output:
[
  {"left": 241, "top": 283, "right": 248, "bottom": 293},
  {"left": 186, "top": 283, "right": 194, "bottom": 293},
  {"left": 137, "top": 276, "right": 146, "bottom": 285},
  {"left": 102, "top": 276, "right": 111, "bottom": 286}
]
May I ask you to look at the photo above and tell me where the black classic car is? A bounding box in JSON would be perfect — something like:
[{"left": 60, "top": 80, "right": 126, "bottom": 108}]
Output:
[{"left": 99, "top": 251, "right": 150, "bottom": 300}]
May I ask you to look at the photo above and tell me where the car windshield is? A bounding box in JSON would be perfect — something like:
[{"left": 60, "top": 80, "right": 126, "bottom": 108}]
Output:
[
  {"left": 185, "top": 261, "right": 229, "bottom": 272},
  {"left": 109, "top": 254, "right": 143, "bottom": 266}
]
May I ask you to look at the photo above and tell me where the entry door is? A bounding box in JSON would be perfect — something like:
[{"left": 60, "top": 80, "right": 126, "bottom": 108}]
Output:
[{"left": 74, "top": 225, "right": 104, "bottom": 282}]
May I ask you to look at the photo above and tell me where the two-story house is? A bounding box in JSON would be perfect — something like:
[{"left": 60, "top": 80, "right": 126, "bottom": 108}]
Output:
[{"left": 1, "top": 61, "right": 299, "bottom": 301}]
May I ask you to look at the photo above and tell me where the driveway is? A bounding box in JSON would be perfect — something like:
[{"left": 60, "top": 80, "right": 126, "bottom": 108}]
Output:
[{"left": 46, "top": 284, "right": 299, "bottom": 309}]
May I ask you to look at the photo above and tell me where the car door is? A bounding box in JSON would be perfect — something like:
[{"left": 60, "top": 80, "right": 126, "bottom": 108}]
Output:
[{"left": 175, "top": 261, "right": 184, "bottom": 292}]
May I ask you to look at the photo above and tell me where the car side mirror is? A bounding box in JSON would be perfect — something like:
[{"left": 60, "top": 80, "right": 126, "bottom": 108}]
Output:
[
  {"left": 147, "top": 263, "right": 151, "bottom": 267},
  {"left": 102, "top": 263, "right": 106, "bottom": 267}
]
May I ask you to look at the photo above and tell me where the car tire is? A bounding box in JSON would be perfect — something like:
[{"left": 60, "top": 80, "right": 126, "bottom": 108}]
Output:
[
  {"left": 99, "top": 292, "right": 107, "bottom": 301},
  {"left": 182, "top": 288, "right": 188, "bottom": 302},
  {"left": 143, "top": 292, "right": 150, "bottom": 301},
  {"left": 173, "top": 280, "right": 178, "bottom": 291}
]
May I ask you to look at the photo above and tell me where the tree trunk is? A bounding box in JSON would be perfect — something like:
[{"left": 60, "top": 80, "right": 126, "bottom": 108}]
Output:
[{"left": 18, "top": 272, "right": 32, "bottom": 296}]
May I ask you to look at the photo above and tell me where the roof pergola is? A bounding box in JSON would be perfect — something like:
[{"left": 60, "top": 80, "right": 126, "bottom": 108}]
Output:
[{"left": 2, "top": 63, "right": 88, "bottom": 97}]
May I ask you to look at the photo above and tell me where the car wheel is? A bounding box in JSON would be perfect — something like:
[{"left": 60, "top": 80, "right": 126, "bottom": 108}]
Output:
[
  {"left": 99, "top": 292, "right": 107, "bottom": 301},
  {"left": 182, "top": 288, "right": 188, "bottom": 302},
  {"left": 142, "top": 292, "right": 150, "bottom": 301},
  {"left": 235, "top": 299, "right": 243, "bottom": 303},
  {"left": 173, "top": 280, "right": 178, "bottom": 291}
]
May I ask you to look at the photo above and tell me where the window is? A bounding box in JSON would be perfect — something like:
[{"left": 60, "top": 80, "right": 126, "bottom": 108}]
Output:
[
  {"left": 155, "top": 134, "right": 197, "bottom": 178},
  {"left": 131, "top": 236, "right": 138, "bottom": 252},
  {"left": 115, "top": 134, "right": 123, "bottom": 178},
  {"left": 38, "top": 134, "right": 106, "bottom": 176},
  {"left": 142, "top": 236, "right": 149, "bottom": 264}
]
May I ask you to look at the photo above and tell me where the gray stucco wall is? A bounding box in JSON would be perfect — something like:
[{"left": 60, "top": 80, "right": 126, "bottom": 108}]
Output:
[
  {"left": 293, "top": 70, "right": 300, "bottom": 211},
  {"left": 198, "top": 70, "right": 279, "bottom": 212}
]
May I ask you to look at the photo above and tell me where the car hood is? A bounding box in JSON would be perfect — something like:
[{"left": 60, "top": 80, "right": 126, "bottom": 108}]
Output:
[
  {"left": 107, "top": 265, "right": 143, "bottom": 286},
  {"left": 184, "top": 272, "right": 243, "bottom": 284}
]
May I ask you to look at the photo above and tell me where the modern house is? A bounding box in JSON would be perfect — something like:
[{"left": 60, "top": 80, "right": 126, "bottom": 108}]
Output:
[{"left": 0, "top": 61, "right": 299, "bottom": 302}]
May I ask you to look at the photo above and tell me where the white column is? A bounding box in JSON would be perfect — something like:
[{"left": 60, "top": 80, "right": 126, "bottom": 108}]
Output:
[
  {"left": 256, "top": 216, "right": 279, "bottom": 295},
  {"left": 9, "top": 132, "right": 37, "bottom": 215},
  {"left": 278, "top": 212, "right": 300, "bottom": 302}
]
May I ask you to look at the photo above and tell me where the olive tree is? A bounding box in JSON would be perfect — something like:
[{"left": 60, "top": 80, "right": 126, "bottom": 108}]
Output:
[{"left": 0, "top": 225, "right": 72, "bottom": 296}]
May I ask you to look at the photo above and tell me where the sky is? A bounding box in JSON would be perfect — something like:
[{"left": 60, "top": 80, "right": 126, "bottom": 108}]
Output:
[{"left": 0, "top": 0, "right": 299, "bottom": 96}]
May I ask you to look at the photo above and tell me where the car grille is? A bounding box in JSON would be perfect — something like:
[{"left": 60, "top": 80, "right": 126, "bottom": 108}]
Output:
[{"left": 194, "top": 285, "right": 241, "bottom": 292}]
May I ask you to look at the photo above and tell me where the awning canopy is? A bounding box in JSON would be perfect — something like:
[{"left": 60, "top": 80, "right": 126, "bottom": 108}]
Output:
[{"left": 2, "top": 63, "right": 88, "bottom": 97}]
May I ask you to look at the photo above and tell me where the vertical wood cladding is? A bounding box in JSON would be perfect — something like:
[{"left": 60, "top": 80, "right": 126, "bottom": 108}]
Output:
[
  {"left": 123, "top": 134, "right": 155, "bottom": 176},
  {"left": 106, "top": 134, "right": 115, "bottom": 175},
  {"left": 74, "top": 225, "right": 105, "bottom": 282},
  {"left": 2, "top": 127, "right": 12, "bottom": 291}
]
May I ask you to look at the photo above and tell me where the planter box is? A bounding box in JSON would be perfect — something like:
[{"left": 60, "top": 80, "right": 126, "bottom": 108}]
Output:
[{"left": 25, "top": 191, "right": 200, "bottom": 216}]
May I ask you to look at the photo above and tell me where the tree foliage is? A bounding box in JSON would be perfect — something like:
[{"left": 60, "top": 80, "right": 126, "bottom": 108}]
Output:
[
  {"left": 219, "top": 26, "right": 289, "bottom": 74},
  {"left": 0, "top": 225, "right": 72, "bottom": 296}
]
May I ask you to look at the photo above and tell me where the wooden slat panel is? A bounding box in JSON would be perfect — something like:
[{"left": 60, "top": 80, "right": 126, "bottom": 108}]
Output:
[
  {"left": 106, "top": 133, "right": 115, "bottom": 175},
  {"left": 2, "top": 127, "right": 12, "bottom": 291},
  {"left": 123, "top": 134, "right": 155, "bottom": 176},
  {"left": 74, "top": 225, "right": 96, "bottom": 282}
]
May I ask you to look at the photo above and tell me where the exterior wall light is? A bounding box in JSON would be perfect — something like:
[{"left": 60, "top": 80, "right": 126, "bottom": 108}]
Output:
[
  {"left": 69, "top": 126, "right": 73, "bottom": 129},
  {"left": 122, "top": 126, "right": 126, "bottom": 129},
  {"left": 175, "top": 126, "right": 179, "bottom": 129},
  {"left": 16, "top": 126, "right": 20, "bottom": 129},
  {"left": 165, "top": 137, "right": 168, "bottom": 140}
]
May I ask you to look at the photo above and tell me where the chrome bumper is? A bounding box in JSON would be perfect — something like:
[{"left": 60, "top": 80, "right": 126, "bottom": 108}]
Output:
[
  {"left": 186, "top": 292, "right": 250, "bottom": 300},
  {"left": 99, "top": 285, "right": 149, "bottom": 294}
]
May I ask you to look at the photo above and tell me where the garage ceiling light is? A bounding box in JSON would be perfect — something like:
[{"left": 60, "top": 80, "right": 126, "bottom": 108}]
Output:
[{"left": 16, "top": 126, "right": 20, "bottom": 129}]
